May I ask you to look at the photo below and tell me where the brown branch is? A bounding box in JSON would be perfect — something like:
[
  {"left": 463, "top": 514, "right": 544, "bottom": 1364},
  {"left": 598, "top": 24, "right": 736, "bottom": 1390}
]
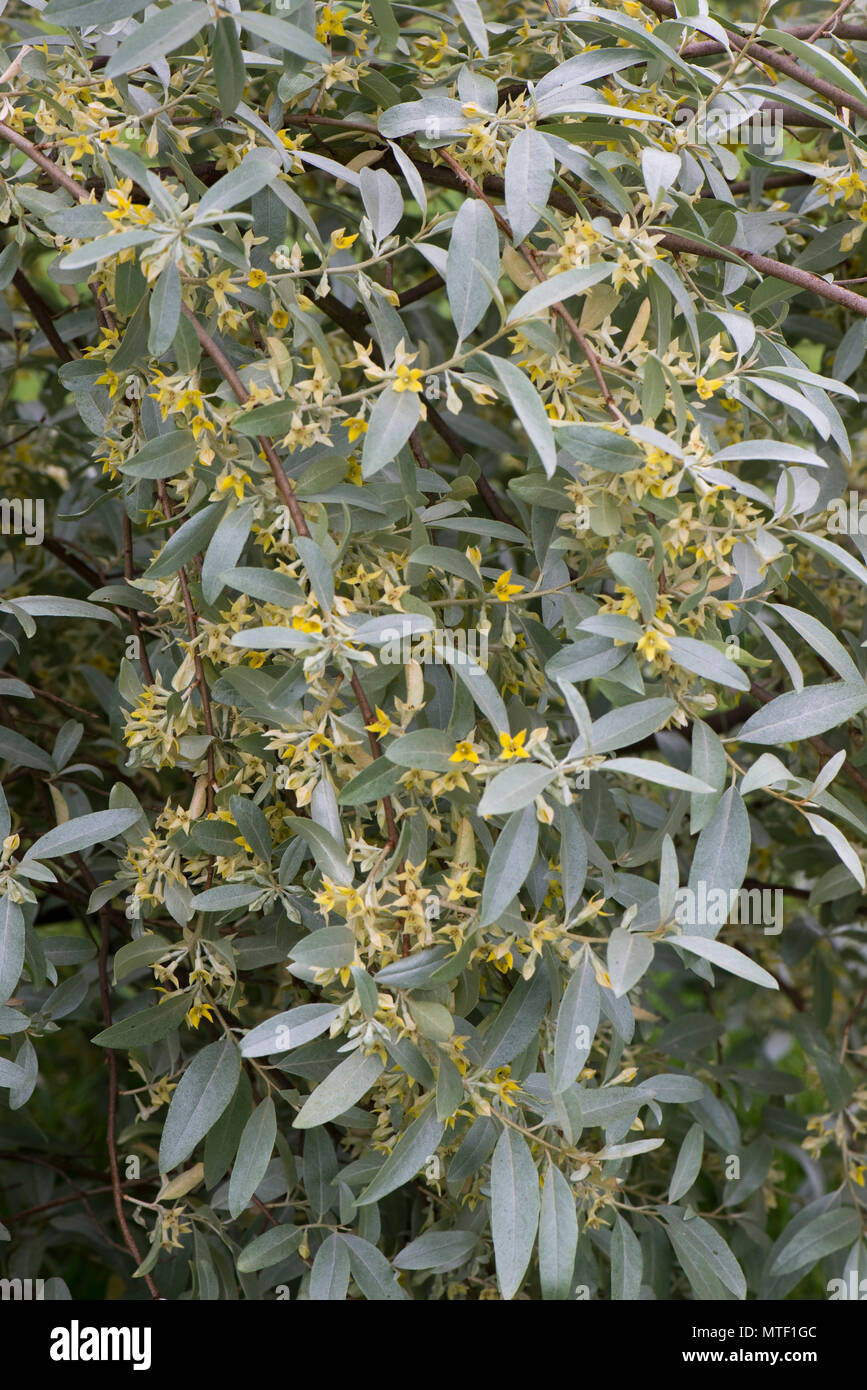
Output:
[
  {"left": 642, "top": 0, "right": 867, "bottom": 120},
  {"left": 425, "top": 404, "right": 519, "bottom": 529},
  {"left": 398, "top": 273, "right": 443, "bottom": 308},
  {"left": 41, "top": 534, "right": 105, "bottom": 589},
  {"left": 12, "top": 269, "right": 74, "bottom": 363},
  {"left": 90, "top": 891, "right": 160, "bottom": 1298},
  {"left": 406, "top": 157, "right": 867, "bottom": 320},
  {"left": 806, "top": 0, "right": 858, "bottom": 44}
]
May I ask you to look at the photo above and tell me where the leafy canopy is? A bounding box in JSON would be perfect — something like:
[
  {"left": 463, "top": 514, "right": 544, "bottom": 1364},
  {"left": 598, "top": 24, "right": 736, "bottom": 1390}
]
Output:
[{"left": 1, "top": 0, "right": 867, "bottom": 1302}]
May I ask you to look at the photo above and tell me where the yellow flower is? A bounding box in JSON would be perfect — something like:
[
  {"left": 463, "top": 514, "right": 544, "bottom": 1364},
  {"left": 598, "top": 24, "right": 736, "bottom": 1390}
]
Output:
[
  {"left": 499, "top": 730, "right": 529, "bottom": 761},
  {"left": 695, "top": 375, "right": 724, "bottom": 401},
  {"left": 247, "top": 268, "right": 268, "bottom": 288},
  {"left": 292, "top": 615, "right": 322, "bottom": 634},
  {"left": 365, "top": 706, "right": 393, "bottom": 738},
  {"left": 343, "top": 416, "right": 368, "bottom": 442},
  {"left": 309, "top": 732, "right": 335, "bottom": 753},
  {"left": 443, "top": 868, "right": 479, "bottom": 901},
  {"left": 216, "top": 470, "right": 252, "bottom": 501},
  {"left": 449, "top": 740, "right": 479, "bottom": 764},
  {"left": 62, "top": 133, "right": 95, "bottom": 161},
  {"left": 186, "top": 1001, "right": 214, "bottom": 1030},
  {"left": 331, "top": 227, "right": 359, "bottom": 250},
  {"left": 636, "top": 628, "right": 671, "bottom": 661},
  {"left": 393, "top": 363, "right": 424, "bottom": 394},
  {"left": 271, "top": 307, "right": 289, "bottom": 330},
  {"left": 492, "top": 569, "right": 524, "bottom": 602},
  {"left": 316, "top": 4, "right": 348, "bottom": 40}
]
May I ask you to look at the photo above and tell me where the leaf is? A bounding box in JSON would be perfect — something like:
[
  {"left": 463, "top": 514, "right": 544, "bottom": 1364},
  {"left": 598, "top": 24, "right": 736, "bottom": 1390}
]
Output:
[
  {"left": 664, "top": 1210, "right": 746, "bottom": 1300},
  {"left": 0, "top": 727, "right": 55, "bottom": 772},
  {"left": 241, "top": 1004, "right": 339, "bottom": 1057},
  {"left": 295, "top": 536, "right": 334, "bottom": 612},
  {"left": 687, "top": 787, "right": 750, "bottom": 938},
  {"left": 767, "top": 1207, "right": 861, "bottom": 1278},
  {"left": 358, "top": 1105, "right": 443, "bottom": 1205},
  {"left": 213, "top": 15, "right": 246, "bottom": 117},
  {"left": 341, "top": 1234, "right": 409, "bottom": 1300},
  {"left": 289, "top": 927, "right": 356, "bottom": 972},
  {"left": 539, "top": 1164, "right": 578, "bottom": 1300},
  {"left": 669, "top": 1122, "right": 704, "bottom": 1203},
  {"left": 482, "top": 353, "right": 556, "bottom": 475},
  {"left": 691, "top": 719, "right": 726, "bottom": 832},
  {"left": 454, "top": 0, "right": 489, "bottom": 56},
  {"left": 570, "top": 697, "right": 677, "bottom": 757},
  {"left": 478, "top": 763, "right": 557, "bottom": 816},
  {"left": 769, "top": 604, "right": 862, "bottom": 684},
  {"left": 478, "top": 968, "right": 550, "bottom": 1069},
  {"left": 59, "top": 228, "right": 157, "bottom": 272},
  {"left": 803, "top": 812, "right": 866, "bottom": 890},
  {"left": 0, "top": 897, "right": 25, "bottom": 1007},
  {"left": 237, "top": 1224, "right": 303, "bottom": 1273},
  {"left": 558, "top": 424, "right": 642, "bottom": 472},
  {"left": 104, "top": 3, "right": 209, "bottom": 79},
  {"left": 158, "top": 1037, "right": 241, "bottom": 1171},
  {"left": 506, "top": 264, "right": 613, "bottom": 324},
  {"left": 121, "top": 428, "right": 196, "bottom": 480},
  {"left": 602, "top": 758, "right": 716, "bottom": 794},
  {"left": 434, "top": 637, "right": 509, "bottom": 734},
  {"left": 227, "top": 1098, "right": 277, "bottom": 1219},
  {"left": 504, "top": 128, "right": 554, "bottom": 245},
  {"left": 283, "top": 816, "right": 352, "bottom": 887},
  {"left": 607, "top": 928, "right": 654, "bottom": 998},
  {"left": 44, "top": 0, "right": 153, "bottom": 24},
  {"left": 113, "top": 934, "right": 171, "bottom": 985},
  {"left": 393, "top": 1230, "right": 479, "bottom": 1271},
  {"left": 552, "top": 952, "right": 599, "bottom": 1091},
  {"left": 202, "top": 504, "right": 254, "bottom": 605},
  {"left": 92, "top": 990, "right": 191, "bottom": 1048},
  {"left": 479, "top": 804, "right": 538, "bottom": 927},
  {"left": 24, "top": 809, "right": 142, "bottom": 862},
  {"left": 490, "top": 1128, "right": 541, "bottom": 1301},
  {"left": 666, "top": 636, "right": 751, "bottom": 692},
  {"left": 641, "top": 147, "right": 681, "bottom": 202},
  {"left": 310, "top": 1233, "right": 351, "bottom": 1300},
  {"left": 738, "top": 683, "right": 867, "bottom": 745},
  {"left": 611, "top": 1213, "right": 643, "bottom": 1300},
  {"left": 146, "top": 502, "right": 222, "bottom": 579},
  {"left": 361, "top": 386, "right": 421, "bottom": 478},
  {"left": 674, "top": 936, "right": 779, "bottom": 990},
  {"left": 763, "top": 30, "right": 867, "bottom": 104},
  {"left": 238, "top": 10, "right": 330, "bottom": 63},
  {"left": 447, "top": 200, "right": 499, "bottom": 341},
  {"left": 0, "top": 595, "right": 120, "bottom": 626},
  {"left": 196, "top": 149, "right": 282, "bottom": 220},
  {"left": 148, "top": 262, "right": 182, "bottom": 358},
  {"left": 606, "top": 550, "right": 656, "bottom": 621},
  {"left": 359, "top": 167, "right": 403, "bottom": 243},
  {"left": 223, "top": 567, "right": 304, "bottom": 607},
  {"left": 293, "top": 1049, "right": 385, "bottom": 1129}
]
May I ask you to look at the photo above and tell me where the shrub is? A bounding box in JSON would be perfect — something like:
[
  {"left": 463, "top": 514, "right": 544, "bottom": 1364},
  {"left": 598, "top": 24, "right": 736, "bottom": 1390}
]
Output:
[{"left": 0, "top": 0, "right": 866, "bottom": 1303}]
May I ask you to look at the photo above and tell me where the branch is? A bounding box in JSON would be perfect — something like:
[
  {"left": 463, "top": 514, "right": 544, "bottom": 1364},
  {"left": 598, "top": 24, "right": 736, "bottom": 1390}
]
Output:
[
  {"left": 643, "top": 0, "right": 867, "bottom": 119},
  {"left": 12, "top": 269, "right": 75, "bottom": 363}
]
